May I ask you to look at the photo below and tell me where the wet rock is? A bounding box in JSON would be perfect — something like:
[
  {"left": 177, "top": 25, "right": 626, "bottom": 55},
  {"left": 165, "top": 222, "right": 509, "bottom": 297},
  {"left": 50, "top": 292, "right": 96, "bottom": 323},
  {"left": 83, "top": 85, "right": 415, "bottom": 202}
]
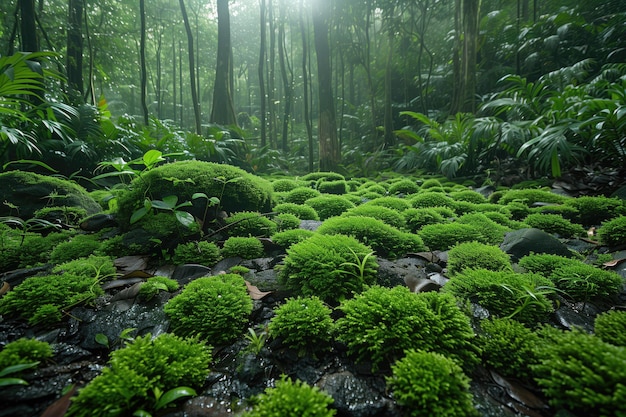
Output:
[
  {"left": 318, "top": 371, "right": 398, "bottom": 417},
  {"left": 171, "top": 263, "right": 213, "bottom": 285},
  {"left": 554, "top": 301, "right": 601, "bottom": 332},
  {"left": 500, "top": 228, "right": 573, "bottom": 262},
  {"left": 1, "top": 265, "right": 50, "bottom": 288},
  {"left": 300, "top": 220, "right": 323, "bottom": 231},
  {"left": 79, "top": 213, "right": 118, "bottom": 231},
  {"left": 377, "top": 257, "right": 428, "bottom": 288}
]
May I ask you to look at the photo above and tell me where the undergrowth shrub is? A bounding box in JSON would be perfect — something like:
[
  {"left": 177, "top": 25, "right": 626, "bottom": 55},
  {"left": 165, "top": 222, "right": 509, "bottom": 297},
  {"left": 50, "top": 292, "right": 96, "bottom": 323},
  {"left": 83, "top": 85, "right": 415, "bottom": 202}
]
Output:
[
  {"left": 447, "top": 242, "right": 512, "bottom": 275},
  {"left": 268, "top": 296, "right": 333, "bottom": 357},
  {"left": 594, "top": 310, "right": 626, "bottom": 346},
  {"left": 68, "top": 333, "right": 211, "bottom": 417},
  {"left": 386, "top": 349, "right": 477, "bottom": 417},
  {"left": 164, "top": 274, "right": 253, "bottom": 344},
  {"left": 317, "top": 216, "right": 425, "bottom": 259},
  {"left": 138, "top": 276, "right": 179, "bottom": 301},
  {"left": 597, "top": 216, "right": 626, "bottom": 247},
  {"left": 225, "top": 212, "right": 277, "bottom": 237},
  {"left": 34, "top": 206, "right": 87, "bottom": 226},
  {"left": 532, "top": 328, "right": 626, "bottom": 417},
  {"left": 244, "top": 375, "right": 335, "bottom": 417},
  {"left": 273, "top": 202, "right": 319, "bottom": 220},
  {"left": 477, "top": 317, "right": 539, "bottom": 381},
  {"left": 418, "top": 222, "right": 481, "bottom": 250},
  {"left": 523, "top": 213, "right": 585, "bottom": 238},
  {"left": 270, "top": 229, "right": 315, "bottom": 248},
  {"left": 221, "top": 237, "right": 265, "bottom": 259},
  {"left": 278, "top": 234, "right": 378, "bottom": 304},
  {"left": 0, "top": 338, "right": 53, "bottom": 370},
  {"left": 334, "top": 287, "right": 479, "bottom": 371},
  {"left": 171, "top": 241, "right": 222, "bottom": 265},
  {"left": 342, "top": 204, "right": 406, "bottom": 229},
  {"left": 304, "top": 195, "right": 355, "bottom": 220},
  {"left": 444, "top": 269, "right": 555, "bottom": 326}
]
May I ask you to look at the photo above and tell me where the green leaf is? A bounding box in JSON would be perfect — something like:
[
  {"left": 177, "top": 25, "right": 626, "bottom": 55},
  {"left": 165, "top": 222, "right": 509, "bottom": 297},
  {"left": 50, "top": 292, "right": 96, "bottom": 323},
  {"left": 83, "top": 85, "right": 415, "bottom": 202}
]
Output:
[
  {"left": 0, "top": 377, "right": 29, "bottom": 387},
  {"left": 0, "top": 362, "right": 39, "bottom": 377},
  {"left": 132, "top": 410, "right": 152, "bottom": 417},
  {"left": 95, "top": 333, "right": 109, "bottom": 348},
  {"left": 154, "top": 387, "right": 197, "bottom": 410},
  {"left": 175, "top": 211, "right": 196, "bottom": 228},
  {"left": 2, "top": 159, "right": 59, "bottom": 172},
  {"left": 130, "top": 206, "right": 149, "bottom": 224},
  {"left": 192, "top": 192, "right": 208, "bottom": 200}
]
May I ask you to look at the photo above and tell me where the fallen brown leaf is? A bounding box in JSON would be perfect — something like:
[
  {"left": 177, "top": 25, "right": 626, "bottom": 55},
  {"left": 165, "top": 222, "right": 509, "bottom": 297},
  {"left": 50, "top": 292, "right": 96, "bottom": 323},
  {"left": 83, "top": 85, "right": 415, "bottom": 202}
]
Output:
[
  {"left": 0, "top": 281, "right": 10, "bottom": 296},
  {"left": 40, "top": 384, "right": 77, "bottom": 417},
  {"left": 245, "top": 280, "right": 272, "bottom": 300}
]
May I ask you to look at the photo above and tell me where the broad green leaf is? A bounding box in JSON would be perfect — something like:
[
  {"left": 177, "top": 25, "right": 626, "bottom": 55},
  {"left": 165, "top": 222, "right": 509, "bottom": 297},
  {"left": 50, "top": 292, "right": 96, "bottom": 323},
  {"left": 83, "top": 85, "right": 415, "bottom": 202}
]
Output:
[
  {"left": 154, "top": 387, "right": 197, "bottom": 410},
  {"left": 95, "top": 333, "right": 109, "bottom": 348},
  {"left": 175, "top": 211, "right": 195, "bottom": 228},
  {"left": 142, "top": 150, "right": 164, "bottom": 169},
  {"left": 0, "top": 362, "right": 39, "bottom": 377},
  {"left": 2, "top": 159, "right": 58, "bottom": 172},
  {"left": 0, "top": 378, "right": 29, "bottom": 387},
  {"left": 130, "top": 206, "right": 149, "bottom": 224},
  {"left": 192, "top": 192, "right": 208, "bottom": 200},
  {"left": 132, "top": 410, "right": 152, "bottom": 417}
]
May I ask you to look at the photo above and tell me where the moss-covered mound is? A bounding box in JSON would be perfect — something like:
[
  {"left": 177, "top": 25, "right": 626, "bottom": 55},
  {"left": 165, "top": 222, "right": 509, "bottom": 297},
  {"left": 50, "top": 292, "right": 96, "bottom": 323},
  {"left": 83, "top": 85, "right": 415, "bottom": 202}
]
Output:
[
  {"left": 115, "top": 161, "right": 273, "bottom": 229},
  {"left": 0, "top": 171, "right": 101, "bottom": 219}
]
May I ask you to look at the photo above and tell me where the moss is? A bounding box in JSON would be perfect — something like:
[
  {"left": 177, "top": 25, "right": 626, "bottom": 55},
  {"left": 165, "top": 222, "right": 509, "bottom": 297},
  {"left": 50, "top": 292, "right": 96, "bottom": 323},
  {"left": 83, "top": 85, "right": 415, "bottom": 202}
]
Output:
[
  {"left": 271, "top": 178, "right": 302, "bottom": 192},
  {"left": 419, "top": 178, "right": 444, "bottom": 190},
  {"left": 138, "top": 276, "right": 179, "bottom": 301},
  {"left": 225, "top": 211, "right": 278, "bottom": 237},
  {"left": 444, "top": 269, "right": 555, "bottom": 326},
  {"left": 221, "top": 236, "right": 265, "bottom": 259},
  {"left": 273, "top": 202, "right": 319, "bottom": 220},
  {"left": 410, "top": 192, "right": 457, "bottom": 211},
  {"left": 597, "top": 216, "right": 626, "bottom": 247},
  {"left": 549, "top": 263, "right": 623, "bottom": 301},
  {"left": 268, "top": 296, "right": 333, "bottom": 356},
  {"left": 335, "top": 287, "right": 479, "bottom": 371},
  {"left": 317, "top": 180, "right": 348, "bottom": 195},
  {"left": 402, "top": 208, "right": 446, "bottom": 233},
  {"left": 244, "top": 375, "right": 335, "bottom": 417},
  {"left": 523, "top": 213, "right": 586, "bottom": 238},
  {"left": 498, "top": 188, "right": 569, "bottom": 206},
  {"left": 0, "top": 338, "right": 53, "bottom": 370},
  {"left": 418, "top": 222, "right": 482, "bottom": 250},
  {"left": 34, "top": 206, "right": 87, "bottom": 226},
  {"left": 301, "top": 171, "right": 345, "bottom": 182},
  {"left": 457, "top": 212, "right": 511, "bottom": 245},
  {"left": 171, "top": 241, "right": 222, "bottom": 266},
  {"left": 595, "top": 310, "right": 626, "bottom": 346},
  {"left": 564, "top": 196, "right": 626, "bottom": 226},
  {"left": 273, "top": 213, "right": 300, "bottom": 231},
  {"left": 518, "top": 253, "right": 576, "bottom": 277},
  {"left": 387, "top": 349, "right": 477, "bottom": 417},
  {"left": 49, "top": 233, "right": 103, "bottom": 264},
  {"left": 115, "top": 160, "right": 273, "bottom": 230},
  {"left": 304, "top": 195, "right": 355, "bottom": 220},
  {"left": 283, "top": 186, "right": 321, "bottom": 204},
  {"left": 341, "top": 204, "right": 406, "bottom": 229},
  {"left": 15, "top": 230, "right": 73, "bottom": 268},
  {"left": 388, "top": 179, "right": 420, "bottom": 195},
  {"left": 447, "top": 241, "right": 512, "bottom": 275},
  {"left": 270, "top": 229, "right": 315, "bottom": 249},
  {"left": 164, "top": 274, "right": 253, "bottom": 344},
  {"left": 532, "top": 328, "right": 626, "bottom": 417},
  {"left": 361, "top": 196, "right": 411, "bottom": 212},
  {"left": 449, "top": 189, "right": 487, "bottom": 204},
  {"left": 477, "top": 317, "right": 539, "bottom": 381},
  {"left": 317, "top": 216, "right": 425, "bottom": 259},
  {"left": 279, "top": 234, "right": 378, "bottom": 304},
  {"left": 52, "top": 255, "right": 116, "bottom": 278}
]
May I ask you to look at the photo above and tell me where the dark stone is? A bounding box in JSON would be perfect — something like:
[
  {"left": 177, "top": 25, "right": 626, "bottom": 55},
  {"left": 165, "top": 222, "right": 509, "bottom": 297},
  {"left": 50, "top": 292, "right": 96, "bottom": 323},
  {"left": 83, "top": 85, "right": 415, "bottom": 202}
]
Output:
[
  {"left": 377, "top": 257, "right": 428, "bottom": 288},
  {"left": 171, "top": 264, "right": 213, "bottom": 285},
  {"left": 500, "top": 228, "right": 573, "bottom": 262}
]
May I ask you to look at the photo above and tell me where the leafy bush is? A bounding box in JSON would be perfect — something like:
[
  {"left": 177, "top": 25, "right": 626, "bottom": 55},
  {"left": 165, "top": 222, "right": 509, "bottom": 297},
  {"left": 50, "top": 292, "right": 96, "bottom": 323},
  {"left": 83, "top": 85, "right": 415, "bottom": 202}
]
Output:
[
  {"left": 268, "top": 296, "right": 333, "bottom": 356},
  {"left": 244, "top": 375, "right": 335, "bottom": 417},
  {"left": 418, "top": 222, "right": 482, "bottom": 250},
  {"left": 225, "top": 211, "right": 278, "bottom": 237},
  {"left": 68, "top": 333, "right": 211, "bottom": 417},
  {"left": 388, "top": 179, "right": 420, "bottom": 195},
  {"left": 498, "top": 189, "right": 568, "bottom": 206},
  {"left": 278, "top": 234, "right": 378, "bottom": 304},
  {"left": 447, "top": 241, "right": 512, "bottom": 275},
  {"left": 34, "top": 206, "right": 87, "bottom": 226},
  {"left": 49, "top": 234, "right": 103, "bottom": 264},
  {"left": 0, "top": 272, "right": 105, "bottom": 326},
  {"left": 444, "top": 269, "right": 555, "bottom": 325},
  {"left": 361, "top": 196, "right": 411, "bottom": 212},
  {"left": 171, "top": 241, "right": 222, "bottom": 266},
  {"left": 273, "top": 213, "right": 300, "bottom": 231},
  {"left": 594, "top": 310, "right": 626, "bottom": 346},
  {"left": 138, "top": 276, "right": 179, "bottom": 301},
  {"left": 342, "top": 204, "right": 406, "bottom": 229},
  {"left": 335, "top": 287, "right": 479, "bottom": 371},
  {"left": 564, "top": 196, "right": 626, "bottom": 226},
  {"left": 477, "top": 318, "right": 539, "bottom": 381},
  {"left": 52, "top": 255, "right": 116, "bottom": 278},
  {"left": 270, "top": 229, "right": 315, "bottom": 248},
  {"left": 221, "top": 236, "right": 265, "bottom": 259},
  {"left": 457, "top": 212, "right": 511, "bottom": 245},
  {"left": 386, "top": 349, "right": 477, "bottom": 417},
  {"left": 317, "top": 216, "right": 425, "bottom": 259},
  {"left": 532, "top": 328, "right": 626, "bottom": 417},
  {"left": 0, "top": 338, "right": 53, "bottom": 371},
  {"left": 164, "top": 274, "right": 253, "bottom": 344},
  {"left": 317, "top": 180, "right": 348, "bottom": 194},
  {"left": 402, "top": 208, "right": 446, "bottom": 233},
  {"left": 410, "top": 192, "right": 457, "bottom": 211},
  {"left": 549, "top": 263, "right": 623, "bottom": 301},
  {"left": 304, "top": 195, "right": 355, "bottom": 220},
  {"left": 523, "top": 213, "right": 586, "bottom": 237},
  {"left": 597, "top": 216, "right": 626, "bottom": 247},
  {"left": 283, "top": 186, "right": 321, "bottom": 204},
  {"left": 273, "top": 202, "right": 320, "bottom": 220}
]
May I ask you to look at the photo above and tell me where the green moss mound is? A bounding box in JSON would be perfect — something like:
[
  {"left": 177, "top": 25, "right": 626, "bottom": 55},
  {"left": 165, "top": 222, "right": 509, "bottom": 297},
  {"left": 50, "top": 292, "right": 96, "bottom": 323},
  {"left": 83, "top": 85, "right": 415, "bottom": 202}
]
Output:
[
  {"left": 0, "top": 171, "right": 101, "bottom": 219},
  {"left": 523, "top": 213, "right": 585, "bottom": 238},
  {"left": 341, "top": 204, "right": 406, "bottom": 229},
  {"left": 273, "top": 202, "right": 319, "bottom": 220},
  {"left": 304, "top": 195, "right": 355, "bottom": 220},
  {"left": 0, "top": 338, "right": 53, "bottom": 370},
  {"left": 270, "top": 229, "right": 315, "bottom": 248},
  {"left": 225, "top": 211, "right": 278, "bottom": 237},
  {"left": 594, "top": 310, "right": 626, "bottom": 346},
  {"left": 564, "top": 196, "right": 626, "bottom": 226},
  {"left": 498, "top": 189, "right": 569, "bottom": 206},
  {"left": 447, "top": 241, "right": 512, "bottom": 275},
  {"left": 115, "top": 161, "right": 273, "bottom": 229},
  {"left": 171, "top": 241, "right": 222, "bottom": 266},
  {"left": 597, "top": 216, "right": 626, "bottom": 247},
  {"left": 221, "top": 236, "right": 265, "bottom": 259},
  {"left": 418, "top": 222, "right": 481, "bottom": 250}
]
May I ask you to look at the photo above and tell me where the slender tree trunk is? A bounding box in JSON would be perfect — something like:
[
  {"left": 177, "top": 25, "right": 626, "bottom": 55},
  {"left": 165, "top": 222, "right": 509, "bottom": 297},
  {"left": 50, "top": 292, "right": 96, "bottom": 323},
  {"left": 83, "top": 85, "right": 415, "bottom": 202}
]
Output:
[
  {"left": 20, "top": 0, "right": 38, "bottom": 52},
  {"left": 210, "top": 0, "right": 237, "bottom": 126},
  {"left": 313, "top": 0, "right": 339, "bottom": 171},
  {"left": 172, "top": 36, "right": 177, "bottom": 121},
  {"left": 67, "top": 0, "right": 83, "bottom": 96},
  {"left": 383, "top": 29, "right": 394, "bottom": 147},
  {"left": 258, "top": 0, "right": 267, "bottom": 147},
  {"left": 451, "top": 0, "right": 481, "bottom": 113},
  {"left": 299, "top": 0, "right": 313, "bottom": 172},
  {"left": 179, "top": 40, "right": 184, "bottom": 126},
  {"left": 139, "top": 0, "right": 149, "bottom": 125},
  {"left": 278, "top": 0, "right": 292, "bottom": 152},
  {"left": 83, "top": 2, "right": 96, "bottom": 104},
  {"left": 180, "top": 0, "right": 202, "bottom": 134},
  {"left": 267, "top": 0, "right": 276, "bottom": 147}
]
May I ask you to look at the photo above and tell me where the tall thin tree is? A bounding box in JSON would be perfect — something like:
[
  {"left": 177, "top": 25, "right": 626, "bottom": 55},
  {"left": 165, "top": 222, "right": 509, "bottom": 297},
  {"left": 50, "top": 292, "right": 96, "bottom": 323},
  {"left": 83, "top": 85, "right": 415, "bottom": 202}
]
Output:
[
  {"left": 210, "top": 0, "right": 237, "bottom": 126},
  {"left": 258, "top": 0, "right": 268, "bottom": 147},
  {"left": 67, "top": 0, "right": 83, "bottom": 96},
  {"left": 139, "top": 0, "right": 149, "bottom": 125},
  {"left": 179, "top": 0, "right": 202, "bottom": 134}
]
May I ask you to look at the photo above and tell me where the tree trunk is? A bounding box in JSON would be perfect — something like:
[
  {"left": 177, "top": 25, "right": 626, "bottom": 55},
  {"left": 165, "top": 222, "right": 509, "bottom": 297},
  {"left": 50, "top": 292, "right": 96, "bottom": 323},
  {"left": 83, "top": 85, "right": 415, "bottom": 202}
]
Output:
[
  {"left": 180, "top": 0, "right": 202, "bottom": 134},
  {"left": 210, "top": 0, "right": 237, "bottom": 126},
  {"left": 278, "top": 0, "right": 292, "bottom": 152},
  {"left": 313, "top": 0, "right": 340, "bottom": 171},
  {"left": 139, "top": 0, "right": 149, "bottom": 125},
  {"left": 258, "top": 0, "right": 267, "bottom": 147},
  {"left": 383, "top": 30, "right": 394, "bottom": 148},
  {"left": 451, "top": 0, "right": 480, "bottom": 114},
  {"left": 299, "top": 0, "right": 313, "bottom": 172},
  {"left": 20, "top": 0, "right": 38, "bottom": 52},
  {"left": 67, "top": 0, "right": 83, "bottom": 95}
]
